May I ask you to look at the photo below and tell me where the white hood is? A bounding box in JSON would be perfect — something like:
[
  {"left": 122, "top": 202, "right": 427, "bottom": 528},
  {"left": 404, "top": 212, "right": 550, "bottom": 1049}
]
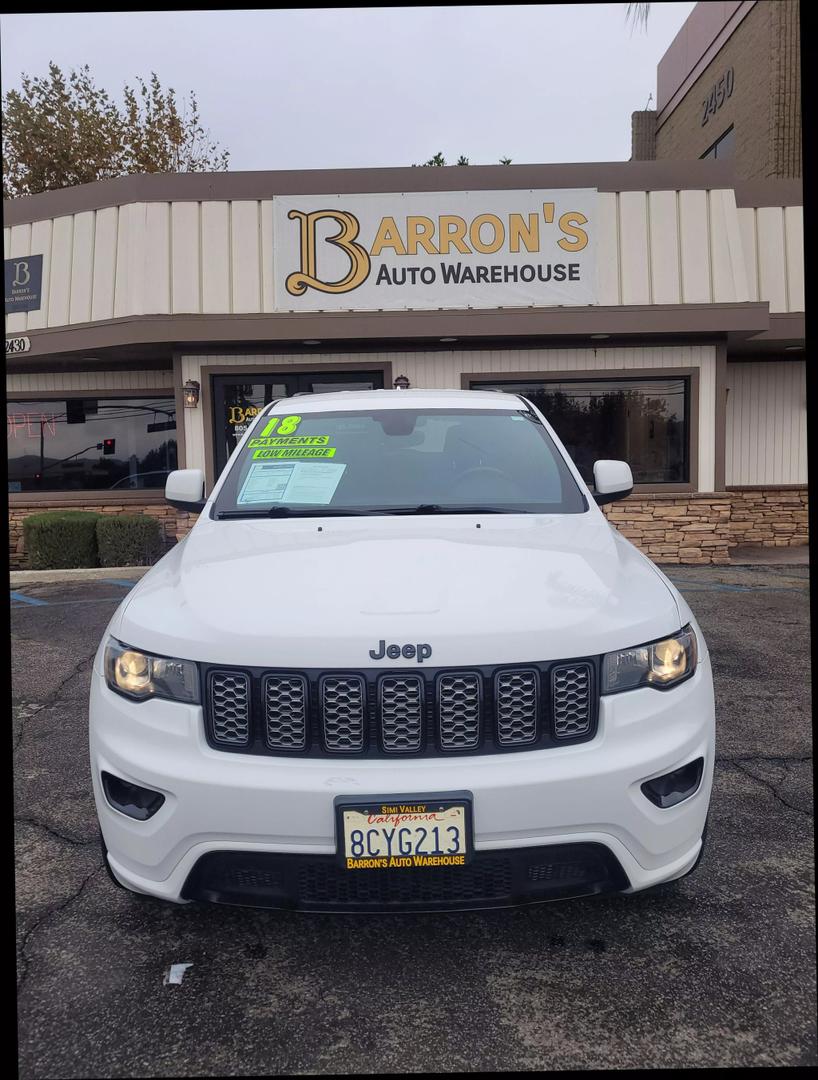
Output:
[{"left": 112, "top": 513, "right": 681, "bottom": 668}]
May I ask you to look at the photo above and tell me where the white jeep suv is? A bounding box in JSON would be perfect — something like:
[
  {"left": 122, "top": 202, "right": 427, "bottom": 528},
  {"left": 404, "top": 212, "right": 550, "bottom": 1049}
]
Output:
[{"left": 89, "top": 389, "right": 714, "bottom": 911}]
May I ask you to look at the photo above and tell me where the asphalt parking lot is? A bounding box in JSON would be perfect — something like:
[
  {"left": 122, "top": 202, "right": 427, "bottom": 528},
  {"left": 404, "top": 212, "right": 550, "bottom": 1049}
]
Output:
[{"left": 12, "top": 564, "right": 816, "bottom": 1076}]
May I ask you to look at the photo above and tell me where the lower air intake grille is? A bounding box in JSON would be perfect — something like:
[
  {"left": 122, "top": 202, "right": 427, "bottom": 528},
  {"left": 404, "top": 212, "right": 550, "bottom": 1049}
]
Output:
[
  {"left": 208, "top": 670, "right": 251, "bottom": 746},
  {"left": 552, "top": 663, "right": 593, "bottom": 738}
]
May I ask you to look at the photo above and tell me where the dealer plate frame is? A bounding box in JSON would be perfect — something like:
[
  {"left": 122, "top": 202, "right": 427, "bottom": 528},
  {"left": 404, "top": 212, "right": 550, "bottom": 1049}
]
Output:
[{"left": 334, "top": 790, "right": 475, "bottom": 868}]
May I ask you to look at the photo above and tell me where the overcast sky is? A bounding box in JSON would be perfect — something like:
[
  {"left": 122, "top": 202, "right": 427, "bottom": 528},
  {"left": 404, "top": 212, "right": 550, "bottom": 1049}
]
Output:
[{"left": 1, "top": 4, "right": 696, "bottom": 171}]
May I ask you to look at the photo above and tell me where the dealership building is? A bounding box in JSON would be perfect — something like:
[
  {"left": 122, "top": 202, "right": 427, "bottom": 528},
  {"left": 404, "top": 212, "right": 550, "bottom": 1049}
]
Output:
[{"left": 4, "top": 158, "right": 805, "bottom": 566}]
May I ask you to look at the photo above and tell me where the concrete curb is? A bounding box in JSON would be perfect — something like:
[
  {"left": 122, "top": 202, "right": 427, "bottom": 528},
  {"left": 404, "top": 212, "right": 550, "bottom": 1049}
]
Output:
[{"left": 10, "top": 566, "right": 152, "bottom": 586}]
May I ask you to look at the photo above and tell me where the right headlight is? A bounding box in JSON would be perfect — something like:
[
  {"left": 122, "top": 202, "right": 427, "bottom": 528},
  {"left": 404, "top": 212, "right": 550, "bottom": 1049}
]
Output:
[
  {"left": 104, "top": 638, "right": 200, "bottom": 704},
  {"left": 602, "top": 624, "right": 698, "bottom": 694}
]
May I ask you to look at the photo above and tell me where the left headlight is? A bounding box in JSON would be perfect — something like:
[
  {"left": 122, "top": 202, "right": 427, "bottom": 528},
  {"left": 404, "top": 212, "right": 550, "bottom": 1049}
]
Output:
[
  {"left": 602, "top": 625, "right": 698, "bottom": 694},
  {"left": 104, "top": 638, "right": 200, "bottom": 703}
]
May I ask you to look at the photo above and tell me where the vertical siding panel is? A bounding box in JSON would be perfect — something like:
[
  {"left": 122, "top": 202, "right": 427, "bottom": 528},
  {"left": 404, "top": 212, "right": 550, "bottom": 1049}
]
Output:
[
  {"left": 717, "top": 189, "right": 750, "bottom": 302},
  {"left": 618, "top": 191, "right": 650, "bottom": 305},
  {"left": 26, "top": 219, "right": 53, "bottom": 331},
  {"left": 143, "top": 203, "right": 171, "bottom": 314},
  {"left": 678, "top": 190, "right": 711, "bottom": 303},
  {"left": 648, "top": 190, "right": 680, "bottom": 304},
  {"left": 725, "top": 361, "right": 807, "bottom": 485},
  {"left": 91, "top": 207, "right": 118, "bottom": 321},
  {"left": 171, "top": 202, "right": 201, "bottom": 313},
  {"left": 114, "top": 202, "right": 146, "bottom": 318},
  {"left": 595, "top": 192, "right": 620, "bottom": 306},
  {"left": 231, "top": 201, "right": 262, "bottom": 314},
  {"left": 756, "top": 206, "right": 787, "bottom": 313},
  {"left": 6, "top": 223, "right": 33, "bottom": 334},
  {"left": 69, "top": 211, "right": 95, "bottom": 324},
  {"left": 3, "top": 227, "right": 10, "bottom": 259},
  {"left": 47, "top": 215, "right": 73, "bottom": 327},
  {"left": 784, "top": 205, "right": 804, "bottom": 311},
  {"left": 709, "top": 190, "right": 739, "bottom": 302},
  {"left": 201, "top": 202, "right": 230, "bottom": 313},
  {"left": 737, "top": 209, "right": 759, "bottom": 302},
  {"left": 261, "top": 201, "right": 275, "bottom": 312}
]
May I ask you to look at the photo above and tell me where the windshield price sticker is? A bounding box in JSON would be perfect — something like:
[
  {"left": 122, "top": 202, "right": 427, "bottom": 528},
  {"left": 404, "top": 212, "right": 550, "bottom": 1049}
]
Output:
[
  {"left": 248, "top": 435, "right": 330, "bottom": 448},
  {"left": 252, "top": 446, "right": 336, "bottom": 459},
  {"left": 238, "top": 460, "right": 346, "bottom": 504},
  {"left": 258, "top": 415, "right": 302, "bottom": 437},
  {"left": 340, "top": 802, "right": 469, "bottom": 870}
]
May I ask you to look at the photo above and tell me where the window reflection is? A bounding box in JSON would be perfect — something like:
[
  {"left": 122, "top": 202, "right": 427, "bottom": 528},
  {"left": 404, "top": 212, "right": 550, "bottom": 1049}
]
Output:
[
  {"left": 473, "top": 378, "right": 689, "bottom": 484},
  {"left": 6, "top": 397, "right": 177, "bottom": 492}
]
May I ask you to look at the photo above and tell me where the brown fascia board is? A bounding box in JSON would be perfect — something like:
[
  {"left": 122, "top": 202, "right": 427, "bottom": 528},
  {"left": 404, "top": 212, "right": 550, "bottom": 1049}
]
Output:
[
  {"left": 3, "top": 160, "right": 745, "bottom": 225},
  {"left": 9, "top": 302, "right": 771, "bottom": 362}
]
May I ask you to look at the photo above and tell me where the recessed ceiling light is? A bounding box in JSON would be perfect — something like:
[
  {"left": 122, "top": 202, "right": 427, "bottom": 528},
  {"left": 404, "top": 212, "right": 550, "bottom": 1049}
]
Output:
[
  {"left": 440, "top": 337, "right": 457, "bottom": 342},
  {"left": 784, "top": 345, "right": 804, "bottom": 352},
  {"left": 302, "top": 339, "right": 321, "bottom": 345},
  {"left": 590, "top": 334, "right": 610, "bottom": 340}
]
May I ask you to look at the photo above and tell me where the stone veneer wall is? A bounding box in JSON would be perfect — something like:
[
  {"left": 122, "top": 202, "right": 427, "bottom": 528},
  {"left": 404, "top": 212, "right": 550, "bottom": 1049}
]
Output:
[
  {"left": 8, "top": 487, "right": 809, "bottom": 569},
  {"left": 8, "top": 499, "right": 195, "bottom": 570}
]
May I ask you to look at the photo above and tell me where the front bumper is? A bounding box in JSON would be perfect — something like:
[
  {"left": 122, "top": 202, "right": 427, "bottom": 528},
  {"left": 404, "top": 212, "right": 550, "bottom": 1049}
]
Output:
[{"left": 89, "top": 656, "right": 715, "bottom": 910}]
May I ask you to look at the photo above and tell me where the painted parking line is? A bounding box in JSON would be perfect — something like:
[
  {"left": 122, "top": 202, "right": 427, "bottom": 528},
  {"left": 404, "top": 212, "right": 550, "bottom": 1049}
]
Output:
[
  {"left": 100, "top": 579, "right": 136, "bottom": 588},
  {"left": 10, "top": 591, "right": 49, "bottom": 606}
]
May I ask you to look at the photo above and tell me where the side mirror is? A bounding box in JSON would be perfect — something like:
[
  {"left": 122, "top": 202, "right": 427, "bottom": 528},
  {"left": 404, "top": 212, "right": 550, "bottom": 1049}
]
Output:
[
  {"left": 165, "top": 469, "right": 206, "bottom": 512},
  {"left": 592, "top": 460, "right": 633, "bottom": 506}
]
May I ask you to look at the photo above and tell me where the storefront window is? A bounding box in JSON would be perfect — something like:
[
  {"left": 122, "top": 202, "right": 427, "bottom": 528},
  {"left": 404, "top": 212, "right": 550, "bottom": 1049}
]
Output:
[
  {"left": 471, "top": 376, "right": 689, "bottom": 485},
  {"left": 7, "top": 397, "right": 177, "bottom": 493}
]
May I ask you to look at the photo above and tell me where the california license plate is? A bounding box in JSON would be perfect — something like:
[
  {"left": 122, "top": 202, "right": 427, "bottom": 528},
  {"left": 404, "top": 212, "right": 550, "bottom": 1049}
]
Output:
[{"left": 335, "top": 793, "right": 473, "bottom": 870}]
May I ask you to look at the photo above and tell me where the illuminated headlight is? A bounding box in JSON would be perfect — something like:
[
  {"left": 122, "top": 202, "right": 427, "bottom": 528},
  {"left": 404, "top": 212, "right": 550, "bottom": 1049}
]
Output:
[
  {"left": 104, "top": 639, "right": 199, "bottom": 703},
  {"left": 602, "top": 625, "right": 698, "bottom": 694}
]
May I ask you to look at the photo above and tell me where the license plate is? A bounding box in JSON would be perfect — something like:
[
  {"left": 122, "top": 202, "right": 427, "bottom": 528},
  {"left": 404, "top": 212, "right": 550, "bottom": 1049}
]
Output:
[{"left": 335, "top": 793, "right": 473, "bottom": 870}]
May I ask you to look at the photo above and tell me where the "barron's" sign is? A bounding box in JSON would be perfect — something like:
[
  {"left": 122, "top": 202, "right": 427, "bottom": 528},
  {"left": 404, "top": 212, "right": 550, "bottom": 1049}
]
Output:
[{"left": 273, "top": 189, "right": 597, "bottom": 312}]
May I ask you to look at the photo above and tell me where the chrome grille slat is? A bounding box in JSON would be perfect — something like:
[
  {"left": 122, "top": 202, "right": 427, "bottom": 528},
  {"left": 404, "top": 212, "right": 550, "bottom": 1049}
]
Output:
[
  {"left": 379, "top": 675, "right": 424, "bottom": 752},
  {"left": 438, "top": 673, "right": 481, "bottom": 750},
  {"left": 552, "top": 664, "right": 592, "bottom": 738},
  {"left": 263, "top": 675, "right": 307, "bottom": 750},
  {"left": 321, "top": 675, "right": 366, "bottom": 752},
  {"left": 496, "top": 670, "right": 539, "bottom": 745},
  {"left": 208, "top": 670, "right": 251, "bottom": 746}
]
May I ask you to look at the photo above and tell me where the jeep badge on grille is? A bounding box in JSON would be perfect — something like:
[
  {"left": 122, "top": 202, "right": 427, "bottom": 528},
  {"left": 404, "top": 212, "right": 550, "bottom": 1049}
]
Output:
[{"left": 369, "top": 640, "right": 432, "bottom": 662}]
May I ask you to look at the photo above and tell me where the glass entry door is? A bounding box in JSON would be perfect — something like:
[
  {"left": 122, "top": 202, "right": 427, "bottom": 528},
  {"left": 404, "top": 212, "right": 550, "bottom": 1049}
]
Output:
[{"left": 212, "top": 369, "right": 384, "bottom": 476}]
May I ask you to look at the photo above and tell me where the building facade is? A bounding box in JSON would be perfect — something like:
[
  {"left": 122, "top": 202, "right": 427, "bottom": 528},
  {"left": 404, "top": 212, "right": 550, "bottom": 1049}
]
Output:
[
  {"left": 631, "top": 0, "right": 801, "bottom": 180},
  {"left": 4, "top": 160, "right": 806, "bottom": 567}
]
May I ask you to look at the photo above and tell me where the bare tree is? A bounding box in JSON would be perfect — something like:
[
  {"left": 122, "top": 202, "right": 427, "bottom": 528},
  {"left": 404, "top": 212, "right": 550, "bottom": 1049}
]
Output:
[{"left": 2, "top": 62, "right": 229, "bottom": 199}]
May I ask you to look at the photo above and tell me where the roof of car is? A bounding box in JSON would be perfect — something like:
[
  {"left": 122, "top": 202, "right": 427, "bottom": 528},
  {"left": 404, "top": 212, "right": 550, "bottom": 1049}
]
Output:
[{"left": 264, "top": 388, "right": 527, "bottom": 413}]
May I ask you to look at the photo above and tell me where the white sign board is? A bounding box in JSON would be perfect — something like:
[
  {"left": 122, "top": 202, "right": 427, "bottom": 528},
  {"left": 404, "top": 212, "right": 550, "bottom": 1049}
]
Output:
[{"left": 272, "top": 189, "right": 597, "bottom": 312}]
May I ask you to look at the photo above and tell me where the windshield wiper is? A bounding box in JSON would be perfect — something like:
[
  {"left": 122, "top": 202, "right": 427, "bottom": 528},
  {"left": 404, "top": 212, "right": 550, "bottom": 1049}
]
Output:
[
  {"left": 216, "top": 503, "right": 526, "bottom": 520},
  {"left": 216, "top": 506, "right": 381, "bottom": 520},
  {"left": 379, "top": 504, "right": 523, "bottom": 515}
]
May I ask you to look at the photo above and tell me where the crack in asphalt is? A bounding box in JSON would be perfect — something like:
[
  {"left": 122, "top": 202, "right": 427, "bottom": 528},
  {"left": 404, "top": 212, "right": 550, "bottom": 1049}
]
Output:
[
  {"left": 13, "top": 646, "right": 98, "bottom": 753},
  {"left": 16, "top": 816, "right": 98, "bottom": 848},
  {"left": 17, "top": 862, "right": 104, "bottom": 996},
  {"left": 720, "top": 757, "right": 813, "bottom": 819}
]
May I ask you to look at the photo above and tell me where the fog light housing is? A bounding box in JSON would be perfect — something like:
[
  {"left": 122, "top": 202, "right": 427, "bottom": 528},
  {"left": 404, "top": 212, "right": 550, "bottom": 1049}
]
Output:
[
  {"left": 101, "top": 771, "right": 165, "bottom": 820},
  {"left": 641, "top": 758, "right": 704, "bottom": 808}
]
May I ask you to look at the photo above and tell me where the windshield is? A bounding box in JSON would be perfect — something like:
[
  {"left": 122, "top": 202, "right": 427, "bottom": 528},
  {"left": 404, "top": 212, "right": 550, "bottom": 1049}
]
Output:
[{"left": 211, "top": 407, "right": 587, "bottom": 517}]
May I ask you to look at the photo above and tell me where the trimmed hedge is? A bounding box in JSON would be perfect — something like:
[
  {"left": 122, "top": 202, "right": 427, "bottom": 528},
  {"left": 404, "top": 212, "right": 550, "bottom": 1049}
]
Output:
[
  {"left": 23, "top": 511, "right": 103, "bottom": 570},
  {"left": 96, "top": 514, "right": 164, "bottom": 567}
]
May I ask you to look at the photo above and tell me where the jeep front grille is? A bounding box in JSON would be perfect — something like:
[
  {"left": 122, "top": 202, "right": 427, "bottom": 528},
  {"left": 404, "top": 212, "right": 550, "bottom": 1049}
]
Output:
[{"left": 203, "top": 660, "right": 598, "bottom": 758}]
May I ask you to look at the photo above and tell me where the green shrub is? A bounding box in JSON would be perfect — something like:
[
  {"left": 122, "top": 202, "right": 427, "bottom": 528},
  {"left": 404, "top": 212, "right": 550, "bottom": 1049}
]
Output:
[
  {"left": 96, "top": 514, "right": 164, "bottom": 567},
  {"left": 23, "top": 511, "right": 103, "bottom": 569}
]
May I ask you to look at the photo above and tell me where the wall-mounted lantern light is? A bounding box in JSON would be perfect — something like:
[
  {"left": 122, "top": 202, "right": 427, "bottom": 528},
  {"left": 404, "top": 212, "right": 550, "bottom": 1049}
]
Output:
[
  {"left": 183, "top": 380, "right": 200, "bottom": 408},
  {"left": 393, "top": 375, "right": 410, "bottom": 390}
]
